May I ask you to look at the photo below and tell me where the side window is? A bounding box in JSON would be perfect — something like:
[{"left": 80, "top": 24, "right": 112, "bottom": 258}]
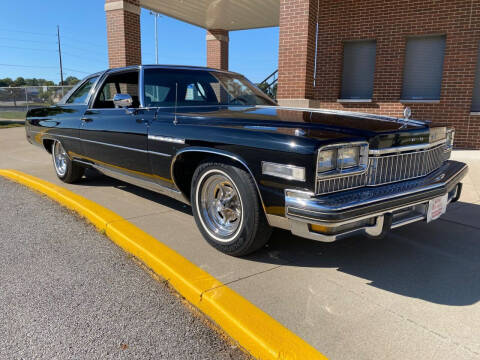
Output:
[
  {"left": 185, "top": 83, "right": 207, "bottom": 101},
  {"left": 145, "top": 85, "right": 170, "bottom": 104},
  {"left": 92, "top": 70, "right": 139, "bottom": 109},
  {"left": 143, "top": 68, "right": 220, "bottom": 107},
  {"left": 66, "top": 76, "right": 98, "bottom": 104}
]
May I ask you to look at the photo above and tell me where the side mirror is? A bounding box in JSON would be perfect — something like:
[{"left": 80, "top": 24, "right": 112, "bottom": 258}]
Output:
[{"left": 113, "top": 93, "right": 133, "bottom": 108}]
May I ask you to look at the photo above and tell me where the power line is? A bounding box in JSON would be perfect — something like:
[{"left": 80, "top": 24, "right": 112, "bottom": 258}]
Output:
[
  {"left": 0, "top": 44, "right": 56, "bottom": 52},
  {"left": 0, "top": 44, "right": 105, "bottom": 63},
  {"left": 0, "top": 28, "right": 55, "bottom": 37},
  {"left": 0, "top": 36, "right": 54, "bottom": 44},
  {"left": 0, "top": 63, "right": 92, "bottom": 75},
  {"left": 60, "top": 34, "right": 106, "bottom": 49},
  {"left": 64, "top": 67, "right": 91, "bottom": 75},
  {"left": 0, "top": 63, "right": 57, "bottom": 69}
]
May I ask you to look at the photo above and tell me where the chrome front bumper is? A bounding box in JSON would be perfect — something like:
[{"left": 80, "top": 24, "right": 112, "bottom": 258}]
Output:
[{"left": 283, "top": 160, "right": 468, "bottom": 241}]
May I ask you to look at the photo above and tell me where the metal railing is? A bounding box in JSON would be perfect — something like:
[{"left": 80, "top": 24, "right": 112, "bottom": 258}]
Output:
[
  {"left": 258, "top": 70, "right": 278, "bottom": 100},
  {"left": 0, "top": 86, "right": 73, "bottom": 120}
]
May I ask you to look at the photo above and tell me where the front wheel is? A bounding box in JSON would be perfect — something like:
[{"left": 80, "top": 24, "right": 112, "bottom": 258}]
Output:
[
  {"left": 191, "top": 162, "right": 272, "bottom": 256},
  {"left": 52, "top": 140, "right": 84, "bottom": 183}
]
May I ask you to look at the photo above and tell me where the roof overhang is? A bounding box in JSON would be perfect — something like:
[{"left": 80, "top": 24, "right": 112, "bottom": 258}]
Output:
[{"left": 139, "top": 0, "right": 280, "bottom": 30}]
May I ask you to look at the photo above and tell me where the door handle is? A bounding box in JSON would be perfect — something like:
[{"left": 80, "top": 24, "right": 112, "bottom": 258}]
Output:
[{"left": 81, "top": 117, "right": 93, "bottom": 123}]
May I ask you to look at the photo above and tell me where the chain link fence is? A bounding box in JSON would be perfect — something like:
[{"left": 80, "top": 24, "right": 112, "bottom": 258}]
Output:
[{"left": 0, "top": 86, "right": 74, "bottom": 121}]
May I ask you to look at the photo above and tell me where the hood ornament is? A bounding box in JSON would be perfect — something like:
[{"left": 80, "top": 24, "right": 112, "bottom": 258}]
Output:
[{"left": 399, "top": 106, "right": 412, "bottom": 129}]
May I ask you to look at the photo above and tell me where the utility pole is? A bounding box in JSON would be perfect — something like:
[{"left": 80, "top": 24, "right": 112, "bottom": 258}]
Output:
[
  {"left": 57, "top": 25, "right": 64, "bottom": 86},
  {"left": 150, "top": 12, "right": 161, "bottom": 64}
]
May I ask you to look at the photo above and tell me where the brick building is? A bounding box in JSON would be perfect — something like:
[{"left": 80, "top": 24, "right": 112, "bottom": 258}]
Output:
[{"left": 105, "top": 0, "right": 480, "bottom": 149}]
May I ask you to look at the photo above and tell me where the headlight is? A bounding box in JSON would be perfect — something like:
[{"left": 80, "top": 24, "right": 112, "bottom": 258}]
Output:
[
  {"left": 338, "top": 147, "right": 360, "bottom": 169},
  {"left": 317, "top": 149, "right": 336, "bottom": 172},
  {"left": 317, "top": 142, "right": 369, "bottom": 176}
]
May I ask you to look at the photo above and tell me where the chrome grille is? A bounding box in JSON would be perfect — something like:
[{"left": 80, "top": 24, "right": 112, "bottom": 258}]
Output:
[{"left": 316, "top": 143, "right": 448, "bottom": 195}]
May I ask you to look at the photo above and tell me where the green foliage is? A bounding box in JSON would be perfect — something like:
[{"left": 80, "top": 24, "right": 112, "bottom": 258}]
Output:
[
  {"left": 63, "top": 76, "right": 80, "bottom": 85},
  {"left": 0, "top": 77, "right": 57, "bottom": 87}
]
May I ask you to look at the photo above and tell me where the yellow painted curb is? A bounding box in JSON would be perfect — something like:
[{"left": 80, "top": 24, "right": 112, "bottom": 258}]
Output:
[{"left": 0, "top": 169, "right": 328, "bottom": 360}]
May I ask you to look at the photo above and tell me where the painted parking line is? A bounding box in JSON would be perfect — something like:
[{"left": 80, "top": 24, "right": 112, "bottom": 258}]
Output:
[{"left": 0, "top": 169, "right": 328, "bottom": 360}]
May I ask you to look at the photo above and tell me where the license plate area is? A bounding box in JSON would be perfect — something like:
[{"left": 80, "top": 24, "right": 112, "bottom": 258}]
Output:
[{"left": 427, "top": 194, "right": 448, "bottom": 223}]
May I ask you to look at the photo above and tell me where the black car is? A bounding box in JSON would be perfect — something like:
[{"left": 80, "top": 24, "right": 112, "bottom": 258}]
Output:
[{"left": 25, "top": 65, "right": 468, "bottom": 256}]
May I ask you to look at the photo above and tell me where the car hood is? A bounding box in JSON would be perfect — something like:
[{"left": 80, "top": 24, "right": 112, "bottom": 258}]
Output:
[{"left": 174, "top": 105, "right": 433, "bottom": 149}]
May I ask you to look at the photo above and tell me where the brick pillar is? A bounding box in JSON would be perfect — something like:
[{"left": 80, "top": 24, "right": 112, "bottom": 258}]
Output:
[
  {"left": 105, "top": 0, "right": 141, "bottom": 68},
  {"left": 206, "top": 30, "right": 229, "bottom": 70},
  {"left": 277, "top": 0, "right": 318, "bottom": 107}
]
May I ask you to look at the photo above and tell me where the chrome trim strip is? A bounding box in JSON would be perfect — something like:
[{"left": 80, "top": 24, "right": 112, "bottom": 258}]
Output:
[
  {"left": 57, "top": 134, "right": 149, "bottom": 153},
  {"left": 139, "top": 65, "right": 145, "bottom": 108},
  {"left": 369, "top": 139, "right": 446, "bottom": 155},
  {"left": 149, "top": 151, "right": 172, "bottom": 157},
  {"left": 34, "top": 132, "right": 172, "bottom": 157},
  {"left": 148, "top": 135, "right": 185, "bottom": 144}
]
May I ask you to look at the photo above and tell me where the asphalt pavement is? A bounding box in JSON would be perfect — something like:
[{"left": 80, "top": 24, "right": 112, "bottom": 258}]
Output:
[{"left": 0, "top": 178, "right": 249, "bottom": 360}]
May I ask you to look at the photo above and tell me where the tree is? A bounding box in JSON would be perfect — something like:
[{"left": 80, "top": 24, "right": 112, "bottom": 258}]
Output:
[
  {"left": 12, "top": 77, "right": 26, "bottom": 86},
  {"left": 0, "top": 78, "right": 13, "bottom": 87},
  {"left": 64, "top": 76, "right": 80, "bottom": 86}
]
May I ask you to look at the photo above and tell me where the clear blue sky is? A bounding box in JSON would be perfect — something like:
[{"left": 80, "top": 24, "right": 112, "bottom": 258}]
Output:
[{"left": 0, "top": 0, "right": 278, "bottom": 84}]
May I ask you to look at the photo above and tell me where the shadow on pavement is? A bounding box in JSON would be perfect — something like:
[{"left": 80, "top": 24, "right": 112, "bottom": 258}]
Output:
[
  {"left": 248, "top": 201, "right": 480, "bottom": 306},
  {"left": 77, "top": 171, "right": 480, "bottom": 306}
]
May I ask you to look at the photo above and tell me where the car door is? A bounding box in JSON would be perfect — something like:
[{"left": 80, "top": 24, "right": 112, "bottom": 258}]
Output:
[
  {"left": 79, "top": 69, "right": 156, "bottom": 183},
  {"left": 144, "top": 68, "right": 226, "bottom": 190}
]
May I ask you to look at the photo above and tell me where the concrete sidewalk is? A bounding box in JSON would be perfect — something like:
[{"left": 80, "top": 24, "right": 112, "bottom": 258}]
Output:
[{"left": 2, "top": 127, "right": 480, "bottom": 360}]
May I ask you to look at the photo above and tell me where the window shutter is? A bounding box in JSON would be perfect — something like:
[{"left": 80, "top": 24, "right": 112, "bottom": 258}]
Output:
[
  {"left": 340, "top": 40, "right": 376, "bottom": 99},
  {"left": 471, "top": 43, "right": 480, "bottom": 112},
  {"left": 402, "top": 35, "right": 446, "bottom": 100}
]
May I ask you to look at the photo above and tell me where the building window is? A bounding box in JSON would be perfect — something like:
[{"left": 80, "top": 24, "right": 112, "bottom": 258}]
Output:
[
  {"left": 471, "top": 43, "right": 480, "bottom": 112},
  {"left": 340, "top": 40, "right": 376, "bottom": 100},
  {"left": 402, "top": 35, "right": 446, "bottom": 101}
]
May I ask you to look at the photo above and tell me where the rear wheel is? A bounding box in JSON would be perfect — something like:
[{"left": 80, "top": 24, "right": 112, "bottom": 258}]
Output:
[
  {"left": 52, "top": 140, "right": 84, "bottom": 183},
  {"left": 191, "top": 161, "right": 272, "bottom": 256}
]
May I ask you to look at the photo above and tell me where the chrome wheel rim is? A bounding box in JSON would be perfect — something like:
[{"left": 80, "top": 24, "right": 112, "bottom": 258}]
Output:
[
  {"left": 53, "top": 141, "right": 68, "bottom": 177},
  {"left": 198, "top": 171, "right": 243, "bottom": 242}
]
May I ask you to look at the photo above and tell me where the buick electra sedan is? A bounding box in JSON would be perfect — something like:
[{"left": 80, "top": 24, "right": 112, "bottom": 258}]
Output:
[{"left": 25, "top": 65, "right": 468, "bottom": 256}]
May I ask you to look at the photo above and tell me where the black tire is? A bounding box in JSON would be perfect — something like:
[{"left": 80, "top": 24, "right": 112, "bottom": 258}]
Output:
[
  {"left": 191, "top": 161, "right": 272, "bottom": 256},
  {"left": 51, "top": 140, "right": 84, "bottom": 183}
]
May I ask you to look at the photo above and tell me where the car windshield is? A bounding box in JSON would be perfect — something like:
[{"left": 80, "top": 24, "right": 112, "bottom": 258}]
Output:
[{"left": 143, "top": 68, "right": 277, "bottom": 107}]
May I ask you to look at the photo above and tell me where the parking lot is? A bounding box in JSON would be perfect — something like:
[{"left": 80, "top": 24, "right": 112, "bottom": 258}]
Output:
[
  {"left": 0, "top": 177, "right": 248, "bottom": 359},
  {"left": 1, "top": 126, "right": 479, "bottom": 360}
]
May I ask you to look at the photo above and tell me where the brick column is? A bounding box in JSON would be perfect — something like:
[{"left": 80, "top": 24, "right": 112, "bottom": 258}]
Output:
[
  {"left": 105, "top": 0, "right": 141, "bottom": 68},
  {"left": 277, "top": 0, "right": 318, "bottom": 107},
  {"left": 206, "top": 30, "right": 229, "bottom": 70}
]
